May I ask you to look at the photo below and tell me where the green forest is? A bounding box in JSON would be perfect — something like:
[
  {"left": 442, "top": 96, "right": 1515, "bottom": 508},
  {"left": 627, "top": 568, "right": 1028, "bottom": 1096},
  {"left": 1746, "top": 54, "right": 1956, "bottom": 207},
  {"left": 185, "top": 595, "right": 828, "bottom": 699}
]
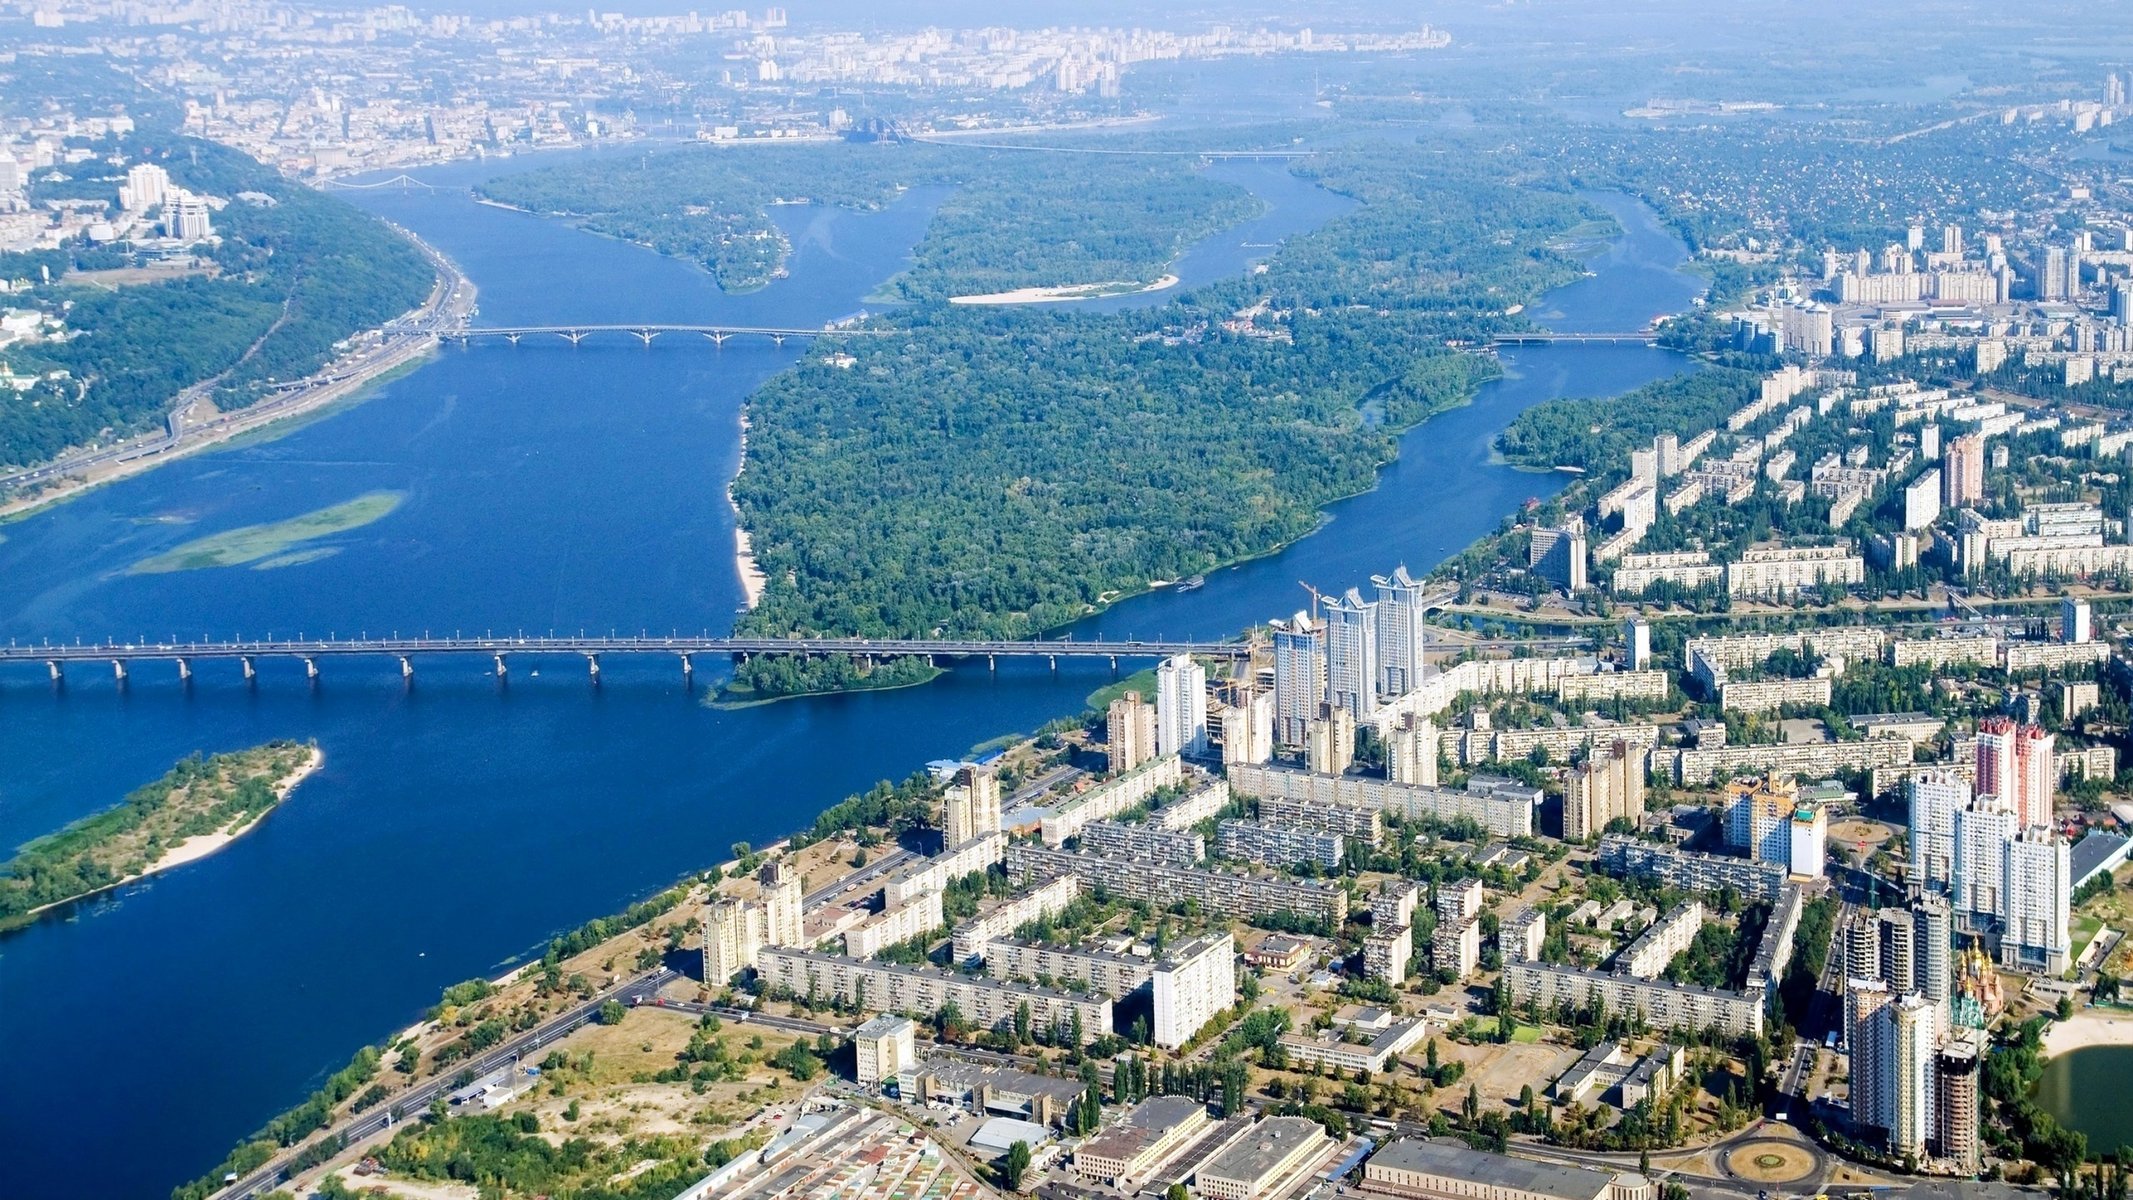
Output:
[
  {"left": 0, "top": 740, "right": 314, "bottom": 928},
  {"left": 0, "top": 70, "right": 434, "bottom": 472},
  {"left": 479, "top": 137, "right": 1263, "bottom": 297},
  {"left": 702, "top": 141, "right": 1602, "bottom": 691}
]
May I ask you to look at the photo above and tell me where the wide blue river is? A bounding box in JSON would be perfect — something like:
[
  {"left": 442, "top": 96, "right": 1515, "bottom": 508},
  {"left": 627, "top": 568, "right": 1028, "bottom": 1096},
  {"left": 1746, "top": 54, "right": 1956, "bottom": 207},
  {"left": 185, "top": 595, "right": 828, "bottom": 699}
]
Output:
[{"left": 0, "top": 155, "right": 1700, "bottom": 1196}]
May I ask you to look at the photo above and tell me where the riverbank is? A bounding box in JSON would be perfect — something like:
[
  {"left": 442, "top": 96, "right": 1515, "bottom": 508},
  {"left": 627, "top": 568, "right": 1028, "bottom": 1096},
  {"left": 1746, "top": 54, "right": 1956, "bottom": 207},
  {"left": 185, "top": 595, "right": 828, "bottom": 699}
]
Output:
[
  {"left": 730, "top": 411, "right": 767, "bottom": 609},
  {"left": 0, "top": 229, "right": 472, "bottom": 523},
  {"left": 4, "top": 742, "right": 323, "bottom": 929},
  {"left": 2043, "top": 1011, "right": 2133, "bottom": 1057},
  {"left": 948, "top": 273, "right": 1180, "bottom": 305}
]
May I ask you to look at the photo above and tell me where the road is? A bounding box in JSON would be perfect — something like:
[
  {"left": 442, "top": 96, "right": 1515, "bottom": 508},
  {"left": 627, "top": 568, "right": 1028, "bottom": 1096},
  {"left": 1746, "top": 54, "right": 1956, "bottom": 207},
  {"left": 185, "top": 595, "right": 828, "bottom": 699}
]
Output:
[
  {"left": 0, "top": 224, "right": 474, "bottom": 513},
  {"left": 804, "top": 848, "right": 916, "bottom": 907},
  {"left": 225, "top": 968, "right": 674, "bottom": 1200}
]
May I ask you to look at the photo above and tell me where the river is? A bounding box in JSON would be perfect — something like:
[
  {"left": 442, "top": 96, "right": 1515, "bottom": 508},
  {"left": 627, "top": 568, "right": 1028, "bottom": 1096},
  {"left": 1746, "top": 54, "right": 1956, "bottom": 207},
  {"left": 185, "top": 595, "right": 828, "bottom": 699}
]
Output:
[{"left": 0, "top": 153, "right": 1700, "bottom": 1197}]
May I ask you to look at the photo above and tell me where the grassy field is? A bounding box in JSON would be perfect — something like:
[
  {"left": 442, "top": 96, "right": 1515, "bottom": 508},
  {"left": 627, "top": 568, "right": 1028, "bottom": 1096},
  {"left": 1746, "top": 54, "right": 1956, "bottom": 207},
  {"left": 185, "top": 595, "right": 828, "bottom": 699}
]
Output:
[
  {"left": 1085, "top": 668, "right": 1158, "bottom": 712},
  {"left": 129, "top": 490, "right": 404, "bottom": 574}
]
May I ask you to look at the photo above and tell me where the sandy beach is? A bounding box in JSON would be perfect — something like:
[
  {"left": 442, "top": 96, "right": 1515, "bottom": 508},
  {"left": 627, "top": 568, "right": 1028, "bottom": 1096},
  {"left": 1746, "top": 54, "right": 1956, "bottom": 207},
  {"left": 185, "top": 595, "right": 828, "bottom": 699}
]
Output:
[
  {"left": 949, "top": 273, "right": 1180, "bottom": 306},
  {"left": 728, "top": 410, "right": 767, "bottom": 609},
  {"left": 23, "top": 746, "right": 324, "bottom": 919},
  {"left": 2043, "top": 1010, "right": 2133, "bottom": 1057},
  {"left": 137, "top": 745, "right": 325, "bottom": 880}
]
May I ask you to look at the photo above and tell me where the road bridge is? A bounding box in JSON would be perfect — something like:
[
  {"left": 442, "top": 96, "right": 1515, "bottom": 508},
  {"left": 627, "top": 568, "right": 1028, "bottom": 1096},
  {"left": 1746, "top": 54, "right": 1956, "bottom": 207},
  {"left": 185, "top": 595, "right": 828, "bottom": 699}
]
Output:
[
  {"left": 2, "top": 630, "right": 1587, "bottom": 685},
  {"left": 1491, "top": 331, "right": 1661, "bottom": 346},
  {"left": 2, "top": 634, "right": 1251, "bottom": 684},
  {"left": 441, "top": 324, "right": 877, "bottom": 347}
]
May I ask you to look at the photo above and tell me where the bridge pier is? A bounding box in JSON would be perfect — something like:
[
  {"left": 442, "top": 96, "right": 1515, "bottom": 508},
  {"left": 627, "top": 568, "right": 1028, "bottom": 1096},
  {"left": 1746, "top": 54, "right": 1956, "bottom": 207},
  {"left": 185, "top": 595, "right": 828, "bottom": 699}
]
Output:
[
  {"left": 633, "top": 329, "right": 653, "bottom": 346},
  {"left": 505, "top": 332, "right": 521, "bottom": 345},
  {"left": 587, "top": 654, "right": 601, "bottom": 683},
  {"left": 47, "top": 660, "right": 60, "bottom": 682},
  {"left": 400, "top": 656, "right": 414, "bottom": 680},
  {"left": 494, "top": 654, "right": 507, "bottom": 679},
  {"left": 988, "top": 655, "right": 995, "bottom": 672},
  {"left": 1110, "top": 655, "right": 1118, "bottom": 673},
  {"left": 710, "top": 332, "right": 728, "bottom": 347},
  {"left": 177, "top": 658, "right": 191, "bottom": 682},
  {"left": 113, "top": 659, "right": 127, "bottom": 682},
  {"left": 241, "top": 656, "right": 256, "bottom": 681},
  {"left": 680, "top": 654, "right": 693, "bottom": 680},
  {"left": 304, "top": 657, "right": 319, "bottom": 680},
  {"left": 1048, "top": 655, "right": 1057, "bottom": 672},
  {"left": 771, "top": 334, "right": 786, "bottom": 347}
]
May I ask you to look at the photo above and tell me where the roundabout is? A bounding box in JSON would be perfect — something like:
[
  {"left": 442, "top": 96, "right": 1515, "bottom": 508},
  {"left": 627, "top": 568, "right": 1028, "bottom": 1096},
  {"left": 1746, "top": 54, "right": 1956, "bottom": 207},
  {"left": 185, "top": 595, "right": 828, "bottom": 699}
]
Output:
[{"left": 1720, "top": 1136, "right": 1828, "bottom": 1187}]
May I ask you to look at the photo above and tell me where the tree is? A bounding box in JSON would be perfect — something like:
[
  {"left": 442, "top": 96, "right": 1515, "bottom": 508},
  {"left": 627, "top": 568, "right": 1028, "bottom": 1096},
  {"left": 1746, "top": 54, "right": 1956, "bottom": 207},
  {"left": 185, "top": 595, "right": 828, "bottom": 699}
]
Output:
[
  {"left": 1014, "top": 1001, "right": 1033, "bottom": 1046},
  {"left": 1168, "top": 1186, "right": 1191, "bottom": 1200},
  {"left": 1463, "top": 1084, "right": 1481, "bottom": 1126},
  {"left": 1004, "top": 1140, "right": 1032, "bottom": 1190},
  {"left": 598, "top": 999, "right": 627, "bottom": 1025}
]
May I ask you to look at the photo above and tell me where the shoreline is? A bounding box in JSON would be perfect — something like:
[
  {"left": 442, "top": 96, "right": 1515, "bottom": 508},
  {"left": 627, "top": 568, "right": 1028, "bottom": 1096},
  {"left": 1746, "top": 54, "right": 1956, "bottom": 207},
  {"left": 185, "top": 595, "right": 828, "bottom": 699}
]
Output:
[
  {"left": 0, "top": 228, "right": 473, "bottom": 523},
  {"left": 729, "top": 410, "right": 767, "bottom": 610},
  {"left": 948, "top": 273, "right": 1180, "bottom": 305},
  {"left": 22, "top": 746, "right": 325, "bottom": 921},
  {"left": 2042, "top": 1011, "right": 2133, "bottom": 1057}
]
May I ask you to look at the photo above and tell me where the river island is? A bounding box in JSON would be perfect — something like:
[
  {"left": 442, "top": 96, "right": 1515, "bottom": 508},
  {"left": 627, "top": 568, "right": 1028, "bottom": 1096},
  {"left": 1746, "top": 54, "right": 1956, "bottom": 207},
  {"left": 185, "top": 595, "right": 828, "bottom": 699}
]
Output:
[{"left": 0, "top": 740, "right": 323, "bottom": 931}]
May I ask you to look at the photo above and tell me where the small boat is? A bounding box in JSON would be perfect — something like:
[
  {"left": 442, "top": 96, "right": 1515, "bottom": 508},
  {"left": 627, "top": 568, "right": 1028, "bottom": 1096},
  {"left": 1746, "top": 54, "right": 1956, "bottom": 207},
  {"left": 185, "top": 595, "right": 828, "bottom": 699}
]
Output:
[{"left": 1175, "top": 576, "right": 1207, "bottom": 593}]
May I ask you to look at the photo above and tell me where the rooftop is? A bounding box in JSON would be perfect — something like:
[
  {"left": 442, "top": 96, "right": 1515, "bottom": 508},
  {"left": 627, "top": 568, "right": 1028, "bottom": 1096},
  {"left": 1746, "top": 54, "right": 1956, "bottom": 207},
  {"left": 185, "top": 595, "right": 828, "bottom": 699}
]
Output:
[
  {"left": 1366, "top": 1138, "right": 1620, "bottom": 1200},
  {"left": 1197, "top": 1115, "right": 1325, "bottom": 1184}
]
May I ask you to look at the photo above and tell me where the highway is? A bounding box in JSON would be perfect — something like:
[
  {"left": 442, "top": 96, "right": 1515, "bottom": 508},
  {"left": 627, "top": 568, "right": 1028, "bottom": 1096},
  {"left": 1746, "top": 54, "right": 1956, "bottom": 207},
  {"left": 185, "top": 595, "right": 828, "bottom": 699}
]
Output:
[
  {"left": 1, "top": 226, "right": 473, "bottom": 505},
  {"left": 225, "top": 968, "right": 675, "bottom": 1200}
]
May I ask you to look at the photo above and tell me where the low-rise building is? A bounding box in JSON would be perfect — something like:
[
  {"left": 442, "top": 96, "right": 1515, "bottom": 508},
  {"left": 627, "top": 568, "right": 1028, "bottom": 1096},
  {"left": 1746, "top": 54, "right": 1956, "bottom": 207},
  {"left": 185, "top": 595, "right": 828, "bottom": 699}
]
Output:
[
  {"left": 1195, "top": 1115, "right": 1330, "bottom": 1200},
  {"left": 983, "top": 937, "right": 1155, "bottom": 998},
  {"left": 1259, "top": 793, "right": 1387, "bottom": 847},
  {"left": 1596, "top": 836, "right": 1790, "bottom": 902},
  {"left": 1361, "top": 1137, "right": 1653, "bottom": 1200},
  {"left": 1277, "top": 1009, "right": 1430, "bottom": 1074},
  {"left": 1042, "top": 755, "right": 1189, "bottom": 846},
  {"left": 1074, "top": 1096, "right": 1212, "bottom": 1189}
]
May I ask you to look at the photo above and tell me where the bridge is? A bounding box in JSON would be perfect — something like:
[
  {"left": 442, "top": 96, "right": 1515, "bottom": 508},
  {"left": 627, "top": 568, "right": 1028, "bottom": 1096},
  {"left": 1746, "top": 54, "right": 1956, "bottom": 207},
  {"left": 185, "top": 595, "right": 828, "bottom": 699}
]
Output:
[
  {"left": 441, "top": 324, "right": 877, "bottom": 347},
  {"left": 1491, "top": 331, "right": 1662, "bottom": 346},
  {"left": 1, "top": 634, "right": 1251, "bottom": 684}
]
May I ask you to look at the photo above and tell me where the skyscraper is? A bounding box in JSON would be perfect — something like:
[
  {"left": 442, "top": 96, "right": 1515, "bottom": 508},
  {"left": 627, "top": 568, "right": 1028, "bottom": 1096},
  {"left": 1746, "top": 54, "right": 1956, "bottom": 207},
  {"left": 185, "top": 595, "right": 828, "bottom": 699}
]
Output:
[
  {"left": 1975, "top": 716, "right": 2054, "bottom": 829},
  {"left": 1889, "top": 995, "right": 1940, "bottom": 1161},
  {"left": 1625, "top": 618, "right": 1651, "bottom": 670},
  {"left": 1914, "top": 896, "right": 1953, "bottom": 1006},
  {"left": 1847, "top": 977, "right": 1895, "bottom": 1130},
  {"left": 1908, "top": 771, "right": 1971, "bottom": 893},
  {"left": 1372, "top": 566, "right": 1429, "bottom": 699},
  {"left": 2003, "top": 828, "right": 2072, "bottom": 973},
  {"left": 1270, "top": 613, "right": 1325, "bottom": 747},
  {"left": 1879, "top": 909, "right": 1915, "bottom": 993},
  {"left": 1932, "top": 1029, "right": 1983, "bottom": 1173},
  {"left": 2063, "top": 596, "right": 2093, "bottom": 645},
  {"left": 1154, "top": 654, "right": 1209, "bottom": 758},
  {"left": 1942, "top": 434, "right": 1985, "bottom": 507},
  {"left": 943, "top": 764, "right": 1000, "bottom": 847},
  {"left": 2042, "top": 246, "right": 2069, "bottom": 301},
  {"left": 1323, "top": 588, "right": 1379, "bottom": 720}
]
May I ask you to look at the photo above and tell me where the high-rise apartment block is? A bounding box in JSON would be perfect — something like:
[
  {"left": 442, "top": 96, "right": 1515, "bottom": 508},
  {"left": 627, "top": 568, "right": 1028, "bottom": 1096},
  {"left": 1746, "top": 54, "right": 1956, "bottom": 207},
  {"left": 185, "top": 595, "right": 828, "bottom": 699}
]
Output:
[
  {"left": 1975, "top": 716, "right": 2054, "bottom": 829},
  {"left": 1373, "top": 566, "right": 1430, "bottom": 699},
  {"left": 1563, "top": 741, "right": 1648, "bottom": 841},
  {"left": 1271, "top": 614, "right": 1325, "bottom": 747},
  {"left": 1323, "top": 588, "right": 1380, "bottom": 720},
  {"left": 1107, "top": 693, "right": 1158, "bottom": 773},
  {"left": 1155, "top": 654, "right": 1209, "bottom": 758},
  {"left": 1942, "top": 434, "right": 1985, "bottom": 507}
]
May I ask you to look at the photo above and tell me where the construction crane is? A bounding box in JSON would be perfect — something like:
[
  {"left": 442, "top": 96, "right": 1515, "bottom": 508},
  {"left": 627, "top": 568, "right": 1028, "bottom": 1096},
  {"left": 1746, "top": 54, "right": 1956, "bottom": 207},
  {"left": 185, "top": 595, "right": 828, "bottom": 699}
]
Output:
[{"left": 1299, "top": 581, "right": 1325, "bottom": 620}]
